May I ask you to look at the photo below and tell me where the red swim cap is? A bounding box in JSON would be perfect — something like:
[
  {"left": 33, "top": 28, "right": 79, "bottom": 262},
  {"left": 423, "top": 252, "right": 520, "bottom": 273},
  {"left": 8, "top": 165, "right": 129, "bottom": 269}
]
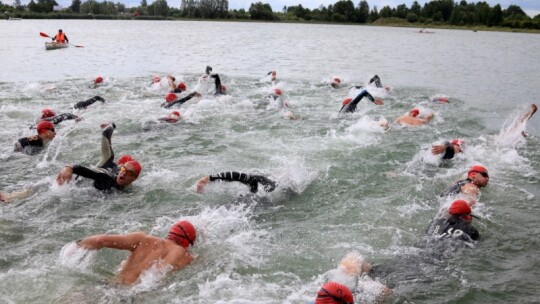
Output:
[
  {"left": 95, "top": 76, "right": 103, "bottom": 84},
  {"left": 448, "top": 200, "right": 471, "bottom": 216},
  {"left": 178, "top": 82, "right": 186, "bottom": 90},
  {"left": 315, "top": 282, "right": 354, "bottom": 304},
  {"left": 36, "top": 121, "right": 55, "bottom": 134},
  {"left": 152, "top": 76, "right": 161, "bottom": 83},
  {"left": 333, "top": 77, "right": 341, "bottom": 84},
  {"left": 124, "top": 160, "right": 142, "bottom": 177},
  {"left": 274, "top": 88, "right": 282, "bottom": 96},
  {"left": 450, "top": 139, "right": 464, "bottom": 146},
  {"left": 167, "top": 221, "right": 196, "bottom": 248},
  {"left": 221, "top": 85, "right": 227, "bottom": 92},
  {"left": 410, "top": 108, "right": 420, "bottom": 117},
  {"left": 271, "top": 71, "right": 277, "bottom": 76},
  {"left": 117, "top": 155, "right": 134, "bottom": 165},
  {"left": 41, "top": 108, "right": 56, "bottom": 118},
  {"left": 342, "top": 98, "right": 352, "bottom": 106},
  {"left": 468, "top": 165, "right": 488, "bottom": 178},
  {"left": 165, "top": 93, "right": 177, "bottom": 103},
  {"left": 438, "top": 97, "right": 449, "bottom": 103},
  {"left": 171, "top": 111, "right": 181, "bottom": 117}
]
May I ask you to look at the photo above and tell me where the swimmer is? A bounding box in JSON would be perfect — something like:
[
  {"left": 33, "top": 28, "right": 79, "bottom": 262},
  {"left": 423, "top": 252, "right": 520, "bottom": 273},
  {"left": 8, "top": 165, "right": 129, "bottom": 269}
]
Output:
[
  {"left": 394, "top": 108, "right": 433, "bottom": 126},
  {"left": 519, "top": 103, "right": 537, "bottom": 137},
  {"left": 0, "top": 188, "right": 33, "bottom": 204},
  {"left": 74, "top": 220, "right": 196, "bottom": 285},
  {"left": 90, "top": 76, "right": 104, "bottom": 88},
  {"left": 324, "top": 251, "right": 391, "bottom": 303},
  {"left": 314, "top": 282, "right": 354, "bottom": 304},
  {"left": 339, "top": 89, "right": 384, "bottom": 114},
  {"left": 39, "top": 108, "right": 81, "bottom": 125},
  {"left": 161, "top": 91, "right": 200, "bottom": 109},
  {"left": 158, "top": 111, "right": 181, "bottom": 123},
  {"left": 14, "top": 120, "right": 56, "bottom": 155},
  {"left": 210, "top": 74, "right": 226, "bottom": 95},
  {"left": 440, "top": 165, "right": 489, "bottom": 204},
  {"left": 167, "top": 75, "right": 187, "bottom": 93},
  {"left": 196, "top": 172, "right": 277, "bottom": 194},
  {"left": 426, "top": 199, "right": 480, "bottom": 241},
  {"left": 56, "top": 123, "right": 142, "bottom": 191},
  {"left": 73, "top": 96, "right": 105, "bottom": 110},
  {"left": 267, "top": 70, "right": 277, "bottom": 84},
  {"left": 431, "top": 139, "right": 463, "bottom": 160},
  {"left": 330, "top": 76, "right": 342, "bottom": 88}
]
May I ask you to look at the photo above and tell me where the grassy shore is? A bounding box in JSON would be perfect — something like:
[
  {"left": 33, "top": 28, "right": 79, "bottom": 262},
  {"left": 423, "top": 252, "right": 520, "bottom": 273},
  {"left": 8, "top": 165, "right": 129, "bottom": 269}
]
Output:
[{"left": 3, "top": 13, "right": 539, "bottom": 34}]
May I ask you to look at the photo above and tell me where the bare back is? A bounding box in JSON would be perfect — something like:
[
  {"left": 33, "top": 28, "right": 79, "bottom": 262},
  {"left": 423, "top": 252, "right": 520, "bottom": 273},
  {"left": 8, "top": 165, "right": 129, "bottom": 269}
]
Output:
[
  {"left": 116, "top": 235, "right": 192, "bottom": 284},
  {"left": 395, "top": 115, "right": 427, "bottom": 126}
]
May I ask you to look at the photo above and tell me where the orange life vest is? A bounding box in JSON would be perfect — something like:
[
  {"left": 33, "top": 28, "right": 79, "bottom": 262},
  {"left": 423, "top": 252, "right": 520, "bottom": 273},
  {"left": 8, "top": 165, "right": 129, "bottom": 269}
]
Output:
[{"left": 55, "top": 33, "right": 65, "bottom": 43}]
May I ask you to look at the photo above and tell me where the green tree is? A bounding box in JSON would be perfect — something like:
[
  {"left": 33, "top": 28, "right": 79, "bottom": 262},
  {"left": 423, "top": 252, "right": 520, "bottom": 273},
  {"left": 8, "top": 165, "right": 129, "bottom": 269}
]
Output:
[
  {"left": 248, "top": 2, "right": 274, "bottom": 20},
  {"left": 406, "top": 12, "right": 418, "bottom": 23},
  {"left": 357, "top": 0, "right": 369, "bottom": 23},
  {"left": 380, "top": 5, "right": 392, "bottom": 18},
  {"left": 488, "top": 4, "right": 503, "bottom": 26},
  {"left": 332, "top": 0, "right": 355, "bottom": 22},
  {"left": 410, "top": 1, "right": 421, "bottom": 16},
  {"left": 369, "top": 6, "right": 379, "bottom": 22},
  {"left": 395, "top": 4, "right": 408, "bottom": 19},
  {"left": 70, "top": 0, "right": 81, "bottom": 13},
  {"left": 28, "top": 0, "right": 39, "bottom": 12}
]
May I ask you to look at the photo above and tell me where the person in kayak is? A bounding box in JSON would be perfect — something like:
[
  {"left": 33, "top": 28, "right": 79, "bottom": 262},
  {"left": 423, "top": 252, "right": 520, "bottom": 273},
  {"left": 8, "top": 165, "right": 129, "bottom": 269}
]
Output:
[
  {"left": 52, "top": 29, "right": 68, "bottom": 43},
  {"left": 72, "top": 220, "right": 196, "bottom": 285},
  {"left": 14, "top": 120, "right": 56, "bottom": 155},
  {"left": 73, "top": 96, "right": 105, "bottom": 110},
  {"left": 55, "top": 123, "right": 142, "bottom": 191}
]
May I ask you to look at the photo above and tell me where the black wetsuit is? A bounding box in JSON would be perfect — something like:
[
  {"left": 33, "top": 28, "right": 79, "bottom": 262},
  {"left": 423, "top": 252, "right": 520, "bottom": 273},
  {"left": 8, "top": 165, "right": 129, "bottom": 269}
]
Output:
[
  {"left": 369, "top": 75, "right": 383, "bottom": 88},
  {"left": 72, "top": 124, "right": 121, "bottom": 191},
  {"left": 161, "top": 92, "right": 198, "bottom": 109},
  {"left": 73, "top": 96, "right": 105, "bottom": 110},
  {"left": 210, "top": 74, "right": 224, "bottom": 95},
  {"left": 209, "top": 172, "right": 277, "bottom": 193},
  {"left": 426, "top": 216, "right": 479, "bottom": 241},
  {"left": 440, "top": 178, "right": 471, "bottom": 197},
  {"left": 172, "top": 87, "right": 185, "bottom": 94},
  {"left": 14, "top": 135, "right": 44, "bottom": 155},
  {"left": 339, "top": 89, "right": 376, "bottom": 113},
  {"left": 440, "top": 141, "right": 456, "bottom": 160},
  {"left": 42, "top": 113, "right": 78, "bottom": 125}
]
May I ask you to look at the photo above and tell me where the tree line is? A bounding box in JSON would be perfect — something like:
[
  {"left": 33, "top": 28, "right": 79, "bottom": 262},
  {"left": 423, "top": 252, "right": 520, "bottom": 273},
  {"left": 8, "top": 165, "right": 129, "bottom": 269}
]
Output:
[{"left": 2, "top": 0, "right": 539, "bottom": 29}]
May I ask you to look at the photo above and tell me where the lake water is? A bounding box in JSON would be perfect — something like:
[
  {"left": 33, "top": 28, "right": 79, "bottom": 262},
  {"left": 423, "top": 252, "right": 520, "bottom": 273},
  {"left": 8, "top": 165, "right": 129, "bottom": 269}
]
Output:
[{"left": 0, "top": 20, "right": 539, "bottom": 303}]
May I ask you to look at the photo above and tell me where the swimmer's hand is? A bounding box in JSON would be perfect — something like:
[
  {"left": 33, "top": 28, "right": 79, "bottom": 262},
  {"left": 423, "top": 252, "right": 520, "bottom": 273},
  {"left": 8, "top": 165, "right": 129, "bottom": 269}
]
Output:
[
  {"left": 56, "top": 166, "right": 74, "bottom": 185},
  {"left": 431, "top": 145, "right": 445, "bottom": 155},
  {"left": 196, "top": 176, "right": 210, "bottom": 193},
  {"left": 193, "top": 91, "right": 202, "bottom": 98},
  {"left": 75, "top": 116, "right": 83, "bottom": 122},
  {"left": 374, "top": 99, "right": 384, "bottom": 105}
]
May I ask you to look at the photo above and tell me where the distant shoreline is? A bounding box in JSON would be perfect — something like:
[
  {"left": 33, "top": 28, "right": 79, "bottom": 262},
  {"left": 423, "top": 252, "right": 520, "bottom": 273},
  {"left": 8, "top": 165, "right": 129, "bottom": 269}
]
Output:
[{"left": 3, "top": 14, "right": 539, "bottom": 34}]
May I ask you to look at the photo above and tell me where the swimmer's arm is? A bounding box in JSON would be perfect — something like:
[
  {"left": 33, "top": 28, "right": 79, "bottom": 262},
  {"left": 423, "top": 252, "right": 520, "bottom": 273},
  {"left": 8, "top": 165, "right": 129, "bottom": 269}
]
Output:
[
  {"left": 460, "top": 184, "right": 479, "bottom": 201},
  {"left": 422, "top": 113, "right": 434, "bottom": 122},
  {"left": 50, "top": 113, "right": 79, "bottom": 124},
  {"left": 77, "top": 232, "right": 146, "bottom": 251},
  {"left": 431, "top": 141, "right": 450, "bottom": 155},
  {"left": 0, "top": 189, "right": 33, "bottom": 204}
]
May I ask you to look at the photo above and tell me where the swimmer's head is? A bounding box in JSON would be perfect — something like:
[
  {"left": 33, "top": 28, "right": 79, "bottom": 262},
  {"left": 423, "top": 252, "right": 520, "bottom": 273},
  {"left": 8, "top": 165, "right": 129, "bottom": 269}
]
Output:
[
  {"left": 117, "top": 155, "right": 134, "bottom": 165},
  {"left": 36, "top": 121, "right": 56, "bottom": 140},
  {"left": 331, "top": 77, "right": 341, "bottom": 88},
  {"left": 116, "top": 160, "right": 141, "bottom": 187},
  {"left": 274, "top": 88, "right": 282, "bottom": 96},
  {"left": 409, "top": 108, "right": 420, "bottom": 117},
  {"left": 449, "top": 199, "right": 472, "bottom": 222},
  {"left": 315, "top": 282, "right": 354, "bottom": 304},
  {"left": 338, "top": 251, "right": 371, "bottom": 276},
  {"left": 221, "top": 85, "right": 227, "bottom": 92},
  {"left": 468, "top": 164, "right": 489, "bottom": 187},
  {"left": 152, "top": 76, "right": 161, "bottom": 83},
  {"left": 58, "top": 29, "right": 62, "bottom": 33},
  {"left": 94, "top": 76, "right": 103, "bottom": 84},
  {"left": 177, "top": 82, "right": 186, "bottom": 91},
  {"left": 450, "top": 139, "right": 464, "bottom": 153},
  {"left": 169, "top": 111, "right": 181, "bottom": 122},
  {"left": 342, "top": 98, "right": 352, "bottom": 106},
  {"left": 167, "top": 220, "right": 196, "bottom": 248},
  {"left": 41, "top": 108, "right": 56, "bottom": 119},
  {"left": 165, "top": 93, "right": 178, "bottom": 103}
]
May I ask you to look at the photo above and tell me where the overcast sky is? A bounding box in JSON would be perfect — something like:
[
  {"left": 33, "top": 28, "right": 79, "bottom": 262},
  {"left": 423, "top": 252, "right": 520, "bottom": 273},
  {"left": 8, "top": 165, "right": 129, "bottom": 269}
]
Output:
[{"left": 17, "top": 0, "right": 540, "bottom": 18}]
